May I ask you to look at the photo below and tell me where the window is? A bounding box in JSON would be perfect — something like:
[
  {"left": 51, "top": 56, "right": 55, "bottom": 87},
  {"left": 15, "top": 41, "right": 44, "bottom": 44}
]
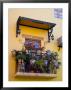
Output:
[
  {"left": 24, "top": 38, "right": 41, "bottom": 49},
  {"left": 54, "top": 8, "right": 62, "bottom": 19}
]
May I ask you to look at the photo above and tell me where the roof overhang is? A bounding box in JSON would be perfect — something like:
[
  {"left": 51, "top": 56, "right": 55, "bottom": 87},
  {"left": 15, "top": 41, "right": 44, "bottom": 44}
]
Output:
[
  {"left": 17, "top": 16, "right": 56, "bottom": 30},
  {"left": 16, "top": 16, "right": 56, "bottom": 42}
]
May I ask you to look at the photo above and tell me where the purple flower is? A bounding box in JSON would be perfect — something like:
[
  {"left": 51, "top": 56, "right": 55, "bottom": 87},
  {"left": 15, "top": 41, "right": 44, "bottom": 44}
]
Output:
[
  {"left": 44, "top": 60, "right": 48, "bottom": 65},
  {"left": 53, "top": 60, "right": 59, "bottom": 68}
]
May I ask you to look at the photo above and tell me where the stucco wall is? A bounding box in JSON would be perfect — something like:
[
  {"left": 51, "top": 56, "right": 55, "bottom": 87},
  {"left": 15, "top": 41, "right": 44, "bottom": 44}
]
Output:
[{"left": 8, "top": 8, "right": 62, "bottom": 81}]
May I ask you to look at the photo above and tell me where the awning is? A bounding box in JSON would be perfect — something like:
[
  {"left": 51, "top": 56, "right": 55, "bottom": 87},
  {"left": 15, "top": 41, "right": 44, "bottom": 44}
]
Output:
[{"left": 17, "top": 16, "right": 56, "bottom": 30}]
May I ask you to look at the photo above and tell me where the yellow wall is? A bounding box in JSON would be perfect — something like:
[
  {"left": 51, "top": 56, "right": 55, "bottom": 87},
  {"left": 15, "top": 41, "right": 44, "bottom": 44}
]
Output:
[{"left": 8, "top": 8, "right": 62, "bottom": 81}]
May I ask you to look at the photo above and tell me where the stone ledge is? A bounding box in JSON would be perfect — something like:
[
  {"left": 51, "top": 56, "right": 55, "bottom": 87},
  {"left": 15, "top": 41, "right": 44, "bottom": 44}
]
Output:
[{"left": 15, "top": 72, "right": 57, "bottom": 77}]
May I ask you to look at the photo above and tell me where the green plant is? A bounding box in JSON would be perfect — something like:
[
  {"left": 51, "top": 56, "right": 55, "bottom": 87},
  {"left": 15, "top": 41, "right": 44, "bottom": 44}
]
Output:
[
  {"left": 16, "top": 54, "right": 26, "bottom": 61},
  {"left": 12, "top": 49, "right": 61, "bottom": 74},
  {"left": 42, "top": 50, "right": 61, "bottom": 74},
  {"left": 49, "top": 51, "right": 61, "bottom": 73}
]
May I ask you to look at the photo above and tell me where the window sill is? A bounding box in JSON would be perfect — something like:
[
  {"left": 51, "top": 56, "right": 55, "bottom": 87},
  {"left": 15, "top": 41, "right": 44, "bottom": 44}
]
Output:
[{"left": 15, "top": 72, "right": 57, "bottom": 77}]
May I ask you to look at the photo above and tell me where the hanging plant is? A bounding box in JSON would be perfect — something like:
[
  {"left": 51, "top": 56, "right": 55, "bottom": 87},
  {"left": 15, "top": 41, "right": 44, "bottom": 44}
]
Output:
[{"left": 16, "top": 52, "right": 26, "bottom": 61}]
